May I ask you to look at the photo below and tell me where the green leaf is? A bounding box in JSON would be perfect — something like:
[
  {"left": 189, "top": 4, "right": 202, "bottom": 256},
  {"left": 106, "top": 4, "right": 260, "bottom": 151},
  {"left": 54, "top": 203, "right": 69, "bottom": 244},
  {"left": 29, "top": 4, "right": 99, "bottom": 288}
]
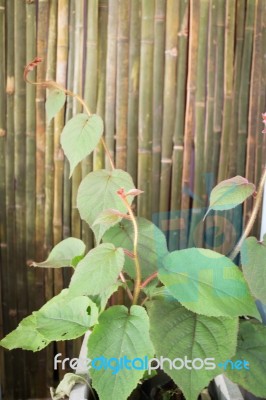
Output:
[
  {"left": 0, "top": 315, "right": 50, "bottom": 352},
  {"left": 77, "top": 169, "right": 135, "bottom": 244},
  {"left": 36, "top": 290, "right": 98, "bottom": 341},
  {"left": 159, "top": 248, "right": 260, "bottom": 318},
  {"left": 69, "top": 243, "right": 124, "bottom": 296},
  {"left": 46, "top": 89, "right": 66, "bottom": 123},
  {"left": 147, "top": 299, "right": 238, "bottom": 400},
  {"left": 205, "top": 176, "right": 255, "bottom": 219},
  {"left": 61, "top": 113, "right": 103, "bottom": 176},
  {"left": 241, "top": 234, "right": 266, "bottom": 303},
  {"left": 50, "top": 373, "right": 89, "bottom": 400},
  {"left": 103, "top": 217, "right": 168, "bottom": 278},
  {"left": 225, "top": 320, "right": 266, "bottom": 397},
  {"left": 31, "top": 237, "right": 86, "bottom": 268},
  {"left": 88, "top": 305, "right": 154, "bottom": 400},
  {"left": 90, "top": 284, "right": 119, "bottom": 313}
]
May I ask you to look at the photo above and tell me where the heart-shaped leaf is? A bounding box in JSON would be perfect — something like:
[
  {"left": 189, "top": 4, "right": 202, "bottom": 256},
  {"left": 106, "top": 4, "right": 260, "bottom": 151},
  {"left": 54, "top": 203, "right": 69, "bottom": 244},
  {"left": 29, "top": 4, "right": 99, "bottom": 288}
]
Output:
[
  {"left": 159, "top": 248, "right": 260, "bottom": 319},
  {"left": 225, "top": 320, "right": 266, "bottom": 397},
  {"left": 88, "top": 305, "right": 154, "bottom": 400},
  {"left": 69, "top": 243, "right": 124, "bottom": 296},
  {"left": 77, "top": 169, "right": 135, "bottom": 244},
  {"left": 46, "top": 89, "right": 66, "bottom": 123},
  {"left": 61, "top": 113, "right": 103, "bottom": 176},
  {"left": 31, "top": 237, "right": 86, "bottom": 268},
  {"left": 0, "top": 315, "right": 50, "bottom": 352},
  {"left": 103, "top": 217, "right": 169, "bottom": 279},
  {"left": 147, "top": 299, "right": 238, "bottom": 400},
  {"left": 204, "top": 176, "right": 255, "bottom": 219},
  {"left": 241, "top": 235, "right": 266, "bottom": 303}
]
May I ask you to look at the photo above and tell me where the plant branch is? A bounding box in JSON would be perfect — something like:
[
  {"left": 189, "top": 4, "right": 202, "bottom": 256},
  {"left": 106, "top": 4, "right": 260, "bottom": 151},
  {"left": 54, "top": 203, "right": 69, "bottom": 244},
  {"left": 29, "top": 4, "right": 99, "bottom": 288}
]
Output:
[
  {"left": 230, "top": 165, "right": 266, "bottom": 260},
  {"left": 24, "top": 57, "right": 115, "bottom": 170},
  {"left": 119, "top": 272, "right": 133, "bottom": 302},
  {"left": 117, "top": 189, "right": 141, "bottom": 305},
  {"left": 140, "top": 272, "right": 158, "bottom": 288}
]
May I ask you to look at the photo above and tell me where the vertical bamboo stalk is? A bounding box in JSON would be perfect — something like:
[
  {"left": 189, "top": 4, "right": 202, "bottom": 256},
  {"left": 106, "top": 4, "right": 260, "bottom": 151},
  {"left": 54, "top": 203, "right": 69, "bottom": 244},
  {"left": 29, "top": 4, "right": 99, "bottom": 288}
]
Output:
[
  {"left": 36, "top": 0, "right": 49, "bottom": 263},
  {"left": 151, "top": 0, "right": 166, "bottom": 224},
  {"left": 245, "top": 0, "right": 263, "bottom": 232},
  {"left": 212, "top": 0, "right": 225, "bottom": 182},
  {"left": 115, "top": 0, "right": 130, "bottom": 170},
  {"left": 44, "top": 0, "right": 57, "bottom": 390},
  {"left": 138, "top": 0, "right": 155, "bottom": 219},
  {"left": 4, "top": 1, "right": 17, "bottom": 397},
  {"left": 127, "top": 0, "right": 141, "bottom": 184},
  {"left": 105, "top": 0, "right": 118, "bottom": 169},
  {"left": 0, "top": 0, "right": 6, "bottom": 394},
  {"left": 14, "top": 0, "right": 27, "bottom": 396},
  {"left": 169, "top": 0, "right": 188, "bottom": 251},
  {"left": 159, "top": 0, "right": 179, "bottom": 232},
  {"left": 94, "top": 0, "right": 108, "bottom": 170},
  {"left": 189, "top": 0, "right": 209, "bottom": 248},
  {"left": 53, "top": 0, "right": 69, "bottom": 378},
  {"left": 218, "top": 0, "right": 236, "bottom": 182},
  {"left": 202, "top": 0, "right": 217, "bottom": 251},
  {"left": 71, "top": 0, "right": 84, "bottom": 240},
  {"left": 237, "top": 0, "right": 255, "bottom": 175},
  {"left": 180, "top": 1, "right": 200, "bottom": 249},
  {"left": 82, "top": 0, "right": 98, "bottom": 249},
  {"left": 228, "top": 0, "right": 245, "bottom": 177}
]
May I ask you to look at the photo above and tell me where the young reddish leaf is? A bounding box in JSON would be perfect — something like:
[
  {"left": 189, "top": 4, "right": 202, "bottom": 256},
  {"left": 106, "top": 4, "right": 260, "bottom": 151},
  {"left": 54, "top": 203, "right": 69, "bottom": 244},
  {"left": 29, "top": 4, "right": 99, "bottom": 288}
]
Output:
[
  {"left": 125, "top": 189, "right": 144, "bottom": 197},
  {"left": 204, "top": 175, "right": 255, "bottom": 219}
]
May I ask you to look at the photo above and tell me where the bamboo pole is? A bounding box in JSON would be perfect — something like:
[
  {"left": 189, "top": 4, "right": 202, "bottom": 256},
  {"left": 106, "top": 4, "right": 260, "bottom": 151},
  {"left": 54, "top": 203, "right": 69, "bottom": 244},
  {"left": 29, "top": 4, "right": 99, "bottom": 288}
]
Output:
[
  {"left": 151, "top": 0, "right": 166, "bottom": 224},
  {"left": 0, "top": 0, "right": 6, "bottom": 394},
  {"left": 211, "top": 0, "right": 225, "bottom": 183},
  {"left": 237, "top": 0, "right": 255, "bottom": 176},
  {"left": 218, "top": 0, "right": 236, "bottom": 182},
  {"left": 94, "top": 0, "right": 108, "bottom": 170},
  {"left": 138, "top": 0, "right": 155, "bottom": 219},
  {"left": 188, "top": 0, "right": 209, "bottom": 248},
  {"left": 159, "top": 0, "right": 179, "bottom": 234},
  {"left": 202, "top": 0, "right": 217, "bottom": 251},
  {"left": 44, "top": 0, "right": 57, "bottom": 390},
  {"left": 53, "top": 0, "right": 69, "bottom": 378},
  {"left": 4, "top": 1, "right": 18, "bottom": 397},
  {"left": 169, "top": 0, "right": 188, "bottom": 251},
  {"left": 228, "top": 0, "right": 245, "bottom": 177},
  {"left": 105, "top": 0, "right": 118, "bottom": 169},
  {"left": 115, "top": 0, "right": 129, "bottom": 170},
  {"left": 71, "top": 0, "right": 84, "bottom": 240},
  {"left": 127, "top": 0, "right": 141, "bottom": 184},
  {"left": 14, "top": 0, "right": 27, "bottom": 396},
  {"left": 245, "top": 0, "right": 263, "bottom": 232},
  {"left": 82, "top": 0, "right": 98, "bottom": 249},
  {"left": 180, "top": 0, "right": 200, "bottom": 249}
]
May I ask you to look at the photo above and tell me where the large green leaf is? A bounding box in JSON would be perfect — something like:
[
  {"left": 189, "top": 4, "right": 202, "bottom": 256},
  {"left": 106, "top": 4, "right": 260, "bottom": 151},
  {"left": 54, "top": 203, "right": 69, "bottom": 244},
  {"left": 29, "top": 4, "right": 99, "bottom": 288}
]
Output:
[
  {"left": 61, "top": 113, "right": 103, "bottom": 176},
  {"left": 0, "top": 315, "right": 50, "bottom": 352},
  {"left": 159, "top": 248, "right": 260, "bottom": 318},
  {"left": 225, "top": 320, "right": 266, "bottom": 397},
  {"left": 241, "top": 235, "right": 266, "bottom": 303},
  {"left": 45, "top": 89, "right": 66, "bottom": 123},
  {"left": 147, "top": 299, "right": 238, "bottom": 400},
  {"left": 69, "top": 243, "right": 124, "bottom": 296},
  {"left": 205, "top": 176, "right": 255, "bottom": 218},
  {"left": 36, "top": 290, "right": 98, "bottom": 341},
  {"left": 77, "top": 169, "right": 135, "bottom": 244},
  {"left": 32, "top": 237, "right": 86, "bottom": 268},
  {"left": 103, "top": 217, "right": 168, "bottom": 278},
  {"left": 88, "top": 305, "right": 154, "bottom": 400}
]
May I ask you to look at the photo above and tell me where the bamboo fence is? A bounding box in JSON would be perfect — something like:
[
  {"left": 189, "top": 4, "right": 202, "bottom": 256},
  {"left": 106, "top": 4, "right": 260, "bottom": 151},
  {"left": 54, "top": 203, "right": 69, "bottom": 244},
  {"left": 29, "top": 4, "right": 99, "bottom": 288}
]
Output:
[{"left": 0, "top": 0, "right": 266, "bottom": 398}]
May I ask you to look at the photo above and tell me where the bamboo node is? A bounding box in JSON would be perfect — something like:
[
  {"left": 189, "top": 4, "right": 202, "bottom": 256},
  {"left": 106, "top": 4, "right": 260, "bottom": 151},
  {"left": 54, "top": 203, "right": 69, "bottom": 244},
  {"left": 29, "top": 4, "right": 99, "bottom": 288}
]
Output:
[
  {"left": 0, "top": 129, "right": 6, "bottom": 137},
  {"left": 6, "top": 76, "right": 15, "bottom": 94},
  {"left": 161, "top": 158, "right": 172, "bottom": 164},
  {"left": 165, "top": 47, "right": 178, "bottom": 57},
  {"left": 173, "top": 145, "right": 184, "bottom": 150}
]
